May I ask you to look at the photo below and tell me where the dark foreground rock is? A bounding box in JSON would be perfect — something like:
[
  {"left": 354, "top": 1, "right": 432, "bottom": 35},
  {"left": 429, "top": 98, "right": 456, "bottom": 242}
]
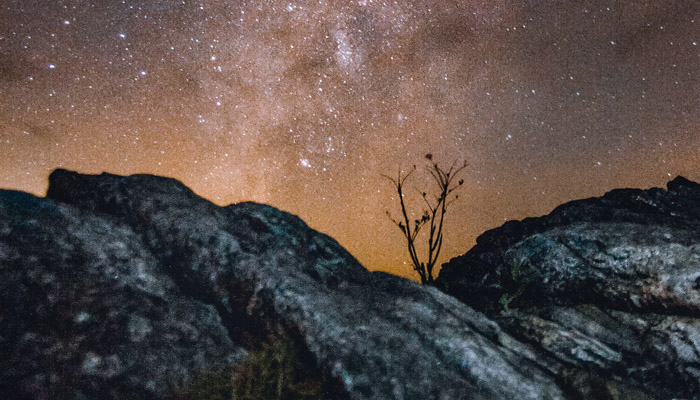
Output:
[
  {"left": 436, "top": 176, "right": 700, "bottom": 399},
  {"left": 1, "top": 170, "right": 567, "bottom": 400},
  {"left": 0, "top": 190, "right": 246, "bottom": 399}
]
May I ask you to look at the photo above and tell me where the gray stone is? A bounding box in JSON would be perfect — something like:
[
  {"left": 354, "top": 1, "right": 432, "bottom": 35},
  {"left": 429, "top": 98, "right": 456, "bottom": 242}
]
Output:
[
  {"left": 1, "top": 170, "right": 567, "bottom": 399},
  {"left": 0, "top": 190, "right": 244, "bottom": 399},
  {"left": 437, "top": 176, "right": 700, "bottom": 399},
  {"left": 7, "top": 169, "right": 700, "bottom": 399}
]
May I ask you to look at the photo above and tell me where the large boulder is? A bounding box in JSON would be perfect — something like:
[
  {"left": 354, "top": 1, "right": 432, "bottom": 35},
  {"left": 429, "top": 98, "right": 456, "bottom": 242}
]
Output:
[
  {"left": 1, "top": 170, "right": 567, "bottom": 399},
  {"left": 436, "top": 176, "right": 700, "bottom": 399},
  {"left": 0, "top": 190, "right": 245, "bottom": 399}
]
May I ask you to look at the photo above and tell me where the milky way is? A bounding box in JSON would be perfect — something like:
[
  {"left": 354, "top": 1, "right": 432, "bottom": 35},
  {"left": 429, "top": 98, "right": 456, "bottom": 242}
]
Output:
[{"left": 2, "top": 0, "right": 699, "bottom": 278}]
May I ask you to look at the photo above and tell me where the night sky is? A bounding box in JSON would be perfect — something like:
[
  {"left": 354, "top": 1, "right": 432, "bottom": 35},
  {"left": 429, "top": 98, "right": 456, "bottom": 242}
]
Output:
[{"left": 2, "top": 0, "right": 699, "bottom": 279}]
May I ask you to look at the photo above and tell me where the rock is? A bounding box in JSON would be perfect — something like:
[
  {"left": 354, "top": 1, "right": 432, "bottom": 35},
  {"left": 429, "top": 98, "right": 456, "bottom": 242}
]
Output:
[
  {"left": 1, "top": 170, "right": 567, "bottom": 399},
  {"left": 0, "top": 190, "right": 244, "bottom": 400},
  {"left": 436, "top": 176, "right": 700, "bottom": 399}
]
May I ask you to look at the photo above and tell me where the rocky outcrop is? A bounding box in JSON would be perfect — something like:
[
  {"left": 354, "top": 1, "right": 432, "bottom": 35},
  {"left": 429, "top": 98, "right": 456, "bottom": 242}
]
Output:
[
  {"left": 6, "top": 170, "right": 700, "bottom": 399},
  {"left": 1, "top": 170, "right": 567, "bottom": 400},
  {"left": 0, "top": 190, "right": 246, "bottom": 399},
  {"left": 436, "top": 176, "right": 700, "bottom": 399}
]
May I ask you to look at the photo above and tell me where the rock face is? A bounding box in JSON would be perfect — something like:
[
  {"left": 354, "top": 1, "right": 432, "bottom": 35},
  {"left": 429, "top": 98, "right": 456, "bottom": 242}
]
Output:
[
  {"left": 6, "top": 170, "right": 700, "bottom": 400},
  {"left": 1, "top": 170, "right": 567, "bottom": 400},
  {"left": 436, "top": 176, "right": 700, "bottom": 399},
  {"left": 0, "top": 189, "right": 246, "bottom": 400}
]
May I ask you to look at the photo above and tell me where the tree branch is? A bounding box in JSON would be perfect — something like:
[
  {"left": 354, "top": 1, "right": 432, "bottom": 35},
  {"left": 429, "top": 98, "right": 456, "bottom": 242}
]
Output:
[{"left": 384, "top": 156, "right": 467, "bottom": 284}]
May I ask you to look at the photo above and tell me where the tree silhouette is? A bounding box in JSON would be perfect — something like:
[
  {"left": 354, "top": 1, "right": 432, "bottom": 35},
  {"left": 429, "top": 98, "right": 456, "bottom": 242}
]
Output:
[{"left": 383, "top": 154, "right": 467, "bottom": 284}]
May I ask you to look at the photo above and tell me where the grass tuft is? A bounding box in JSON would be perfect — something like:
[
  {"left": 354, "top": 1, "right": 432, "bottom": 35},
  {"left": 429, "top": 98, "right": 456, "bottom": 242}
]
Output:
[{"left": 177, "top": 337, "right": 326, "bottom": 400}]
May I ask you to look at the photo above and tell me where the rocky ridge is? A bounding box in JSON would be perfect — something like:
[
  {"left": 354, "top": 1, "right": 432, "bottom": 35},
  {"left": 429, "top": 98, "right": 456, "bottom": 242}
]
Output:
[
  {"left": 2, "top": 170, "right": 700, "bottom": 399},
  {"left": 436, "top": 176, "right": 700, "bottom": 399},
  {"left": 2, "top": 170, "right": 563, "bottom": 400}
]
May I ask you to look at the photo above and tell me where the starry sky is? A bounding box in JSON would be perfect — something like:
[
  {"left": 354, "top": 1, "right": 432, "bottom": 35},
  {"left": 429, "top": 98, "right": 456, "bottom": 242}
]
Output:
[{"left": 2, "top": 0, "right": 699, "bottom": 279}]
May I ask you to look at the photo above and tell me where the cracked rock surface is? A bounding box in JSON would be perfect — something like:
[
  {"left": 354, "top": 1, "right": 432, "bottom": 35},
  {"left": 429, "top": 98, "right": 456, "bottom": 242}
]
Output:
[
  {"left": 437, "top": 176, "right": 700, "bottom": 399},
  {"left": 1, "top": 170, "right": 566, "bottom": 399}
]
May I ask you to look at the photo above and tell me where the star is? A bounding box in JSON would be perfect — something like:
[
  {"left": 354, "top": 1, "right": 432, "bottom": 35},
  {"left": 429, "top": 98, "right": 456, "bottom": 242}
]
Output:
[{"left": 1, "top": 0, "right": 699, "bottom": 279}]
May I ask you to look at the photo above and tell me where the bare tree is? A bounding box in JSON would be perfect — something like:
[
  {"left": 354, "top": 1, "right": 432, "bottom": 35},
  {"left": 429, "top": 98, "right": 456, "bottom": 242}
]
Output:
[{"left": 383, "top": 154, "right": 467, "bottom": 284}]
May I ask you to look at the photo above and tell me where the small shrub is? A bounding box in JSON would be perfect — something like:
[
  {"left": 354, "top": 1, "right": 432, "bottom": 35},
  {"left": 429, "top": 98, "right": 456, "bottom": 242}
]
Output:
[
  {"left": 490, "top": 257, "right": 534, "bottom": 311},
  {"left": 232, "top": 338, "right": 323, "bottom": 400},
  {"left": 176, "top": 337, "right": 325, "bottom": 400},
  {"left": 383, "top": 154, "right": 467, "bottom": 284},
  {"left": 175, "top": 367, "right": 236, "bottom": 400}
]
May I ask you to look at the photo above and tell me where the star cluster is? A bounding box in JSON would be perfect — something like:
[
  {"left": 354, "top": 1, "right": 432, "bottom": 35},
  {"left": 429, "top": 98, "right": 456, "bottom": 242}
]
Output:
[{"left": 2, "top": 0, "right": 699, "bottom": 278}]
